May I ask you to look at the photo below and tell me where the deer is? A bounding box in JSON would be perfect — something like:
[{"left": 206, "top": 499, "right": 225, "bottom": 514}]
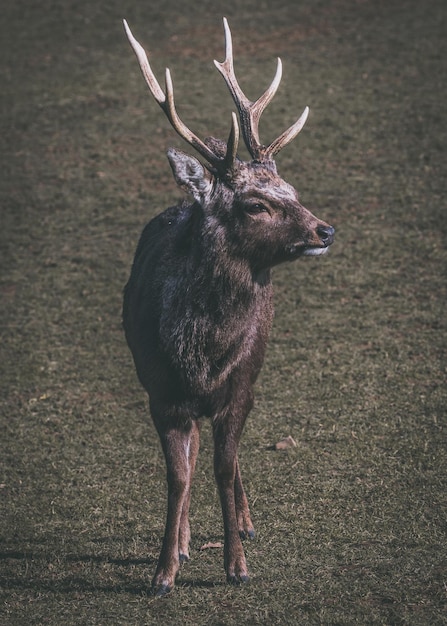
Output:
[{"left": 122, "top": 18, "right": 335, "bottom": 596}]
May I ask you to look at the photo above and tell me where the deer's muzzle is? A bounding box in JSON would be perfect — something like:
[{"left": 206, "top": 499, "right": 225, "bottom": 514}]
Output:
[{"left": 286, "top": 223, "right": 335, "bottom": 258}]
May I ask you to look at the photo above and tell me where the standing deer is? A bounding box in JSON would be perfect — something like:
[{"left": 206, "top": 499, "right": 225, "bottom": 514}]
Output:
[{"left": 122, "top": 18, "right": 334, "bottom": 596}]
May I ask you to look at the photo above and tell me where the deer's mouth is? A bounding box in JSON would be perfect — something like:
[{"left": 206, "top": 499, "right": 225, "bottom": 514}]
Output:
[
  {"left": 285, "top": 242, "right": 331, "bottom": 258},
  {"left": 302, "top": 245, "right": 330, "bottom": 256}
]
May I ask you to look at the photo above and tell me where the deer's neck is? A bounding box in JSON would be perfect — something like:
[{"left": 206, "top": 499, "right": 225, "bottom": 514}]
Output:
[{"left": 192, "top": 213, "right": 271, "bottom": 307}]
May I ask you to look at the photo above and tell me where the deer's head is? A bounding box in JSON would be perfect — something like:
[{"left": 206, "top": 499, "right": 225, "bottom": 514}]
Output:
[{"left": 124, "top": 18, "right": 334, "bottom": 269}]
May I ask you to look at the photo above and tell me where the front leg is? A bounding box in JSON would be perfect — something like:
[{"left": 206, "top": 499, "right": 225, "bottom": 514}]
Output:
[
  {"left": 213, "top": 409, "right": 252, "bottom": 585},
  {"left": 178, "top": 419, "right": 200, "bottom": 562},
  {"left": 235, "top": 458, "right": 255, "bottom": 540},
  {"left": 152, "top": 422, "right": 197, "bottom": 596}
]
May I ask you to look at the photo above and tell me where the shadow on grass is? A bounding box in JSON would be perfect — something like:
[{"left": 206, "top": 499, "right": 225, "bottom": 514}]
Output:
[
  {"left": 0, "top": 548, "right": 154, "bottom": 566},
  {"left": 0, "top": 549, "right": 223, "bottom": 595}
]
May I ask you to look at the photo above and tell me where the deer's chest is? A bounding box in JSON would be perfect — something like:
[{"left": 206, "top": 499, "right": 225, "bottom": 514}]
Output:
[{"left": 159, "top": 279, "right": 273, "bottom": 394}]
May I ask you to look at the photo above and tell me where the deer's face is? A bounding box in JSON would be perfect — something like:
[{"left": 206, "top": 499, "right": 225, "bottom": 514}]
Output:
[
  {"left": 227, "top": 161, "right": 334, "bottom": 270},
  {"left": 167, "top": 148, "right": 334, "bottom": 272}
]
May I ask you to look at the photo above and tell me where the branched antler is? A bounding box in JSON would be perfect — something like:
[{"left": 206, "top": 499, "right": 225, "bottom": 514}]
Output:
[
  {"left": 123, "top": 17, "right": 308, "bottom": 172},
  {"left": 123, "top": 19, "right": 239, "bottom": 174},
  {"left": 214, "top": 18, "right": 309, "bottom": 162}
]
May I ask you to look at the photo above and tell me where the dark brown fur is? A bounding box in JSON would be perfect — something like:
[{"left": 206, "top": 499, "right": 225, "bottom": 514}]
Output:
[
  {"left": 123, "top": 149, "right": 334, "bottom": 594},
  {"left": 122, "top": 17, "right": 334, "bottom": 595}
]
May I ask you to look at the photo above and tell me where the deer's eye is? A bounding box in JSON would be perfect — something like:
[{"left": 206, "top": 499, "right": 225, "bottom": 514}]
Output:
[{"left": 245, "top": 203, "right": 269, "bottom": 215}]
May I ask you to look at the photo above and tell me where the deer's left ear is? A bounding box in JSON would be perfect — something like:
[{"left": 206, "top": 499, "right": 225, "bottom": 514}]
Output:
[{"left": 167, "top": 148, "right": 214, "bottom": 202}]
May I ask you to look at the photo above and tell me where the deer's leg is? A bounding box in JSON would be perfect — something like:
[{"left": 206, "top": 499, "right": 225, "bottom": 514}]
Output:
[
  {"left": 235, "top": 458, "right": 255, "bottom": 540},
  {"left": 178, "top": 419, "right": 200, "bottom": 562},
  {"left": 151, "top": 421, "right": 196, "bottom": 596},
  {"left": 212, "top": 386, "right": 253, "bottom": 585}
]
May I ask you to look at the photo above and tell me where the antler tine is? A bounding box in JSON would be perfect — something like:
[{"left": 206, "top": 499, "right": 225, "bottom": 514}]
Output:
[
  {"left": 265, "top": 106, "right": 309, "bottom": 158},
  {"left": 214, "top": 18, "right": 251, "bottom": 113},
  {"left": 123, "top": 19, "right": 165, "bottom": 103},
  {"left": 223, "top": 112, "right": 240, "bottom": 172},
  {"left": 123, "top": 19, "right": 239, "bottom": 173},
  {"left": 163, "top": 67, "right": 219, "bottom": 163}
]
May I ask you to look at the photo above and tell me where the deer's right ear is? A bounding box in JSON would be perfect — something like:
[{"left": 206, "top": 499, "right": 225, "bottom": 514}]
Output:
[{"left": 167, "top": 148, "right": 214, "bottom": 202}]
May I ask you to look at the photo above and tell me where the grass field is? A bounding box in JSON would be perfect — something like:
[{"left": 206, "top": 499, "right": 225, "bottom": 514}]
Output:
[{"left": 1, "top": 0, "right": 446, "bottom": 623}]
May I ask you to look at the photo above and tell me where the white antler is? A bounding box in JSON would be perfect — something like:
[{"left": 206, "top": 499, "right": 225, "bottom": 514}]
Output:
[
  {"left": 214, "top": 17, "right": 309, "bottom": 161},
  {"left": 123, "top": 19, "right": 239, "bottom": 173},
  {"left": 124, "top": 17, "right": 308, "bottom": 168}
]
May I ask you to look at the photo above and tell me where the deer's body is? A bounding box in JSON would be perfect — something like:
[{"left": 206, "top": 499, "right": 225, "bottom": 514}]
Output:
[
  {"left": 124, "top": 195, "right": 273, "bottom": 401},
  {"left": 122, "top": 19, "right": 334, "bottom": 595}
]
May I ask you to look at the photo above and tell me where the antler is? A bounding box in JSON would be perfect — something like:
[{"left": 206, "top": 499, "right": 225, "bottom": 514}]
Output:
[
  {"left": 123, "top": 19, "right": 239, "bottom": 174},
  {"left": 124, "top": 18, "right": 307, "bottom": 171},
  {"left": 214, "top": 18, "right": 309, "bottom": 162}
]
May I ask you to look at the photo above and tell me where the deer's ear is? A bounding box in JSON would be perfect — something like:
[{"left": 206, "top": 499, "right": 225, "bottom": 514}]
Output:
[{"left": 167, "top": 148, "right": 214, "bottom": 202}]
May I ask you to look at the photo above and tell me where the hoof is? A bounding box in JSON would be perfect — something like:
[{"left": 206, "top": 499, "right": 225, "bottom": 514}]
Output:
[
  {"left": 239, "top": 529, "right": 255, "bottom": 540},
  {"left": 151, "top": 583, "right": 172, "bottom": 597},
  {"left": 179, "top": 552, "right": 189, "bottom": 564},
  {"left": 227, "top": 573, "right": 250, "bottom": 586}
]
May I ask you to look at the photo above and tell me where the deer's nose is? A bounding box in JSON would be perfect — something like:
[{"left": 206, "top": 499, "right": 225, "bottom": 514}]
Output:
[{"left": 316, "top": 224, "right": 335, "bottom": 247}]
